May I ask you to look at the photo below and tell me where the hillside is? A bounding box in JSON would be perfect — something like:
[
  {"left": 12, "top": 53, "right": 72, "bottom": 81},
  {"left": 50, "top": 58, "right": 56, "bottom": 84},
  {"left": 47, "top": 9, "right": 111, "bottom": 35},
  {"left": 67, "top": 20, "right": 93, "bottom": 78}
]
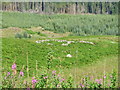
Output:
[
  {"left": 2, "top": 12, "right": 118, "bottom": 36},
  {"left": 2, "top": 35, "right": 118, "bottom": 75},
  {"left": 1, "top": 11, "right": 118, "bottom": 88}
]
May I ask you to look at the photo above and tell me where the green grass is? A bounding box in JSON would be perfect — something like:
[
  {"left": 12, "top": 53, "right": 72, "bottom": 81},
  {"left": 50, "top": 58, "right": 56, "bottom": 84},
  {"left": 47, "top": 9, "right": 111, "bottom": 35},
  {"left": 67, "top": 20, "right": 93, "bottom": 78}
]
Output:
[
  {"left": 1, "top": 12, "right": 118, "bottom": 88},
  {"left": 63, "top": 55, "right": 118, "bottom": 81},
  {"left": 24, "top": 29, "right": 47, "bottom": 37},
  {"left": 25, "top": 29, "right": 37, "bottom": 34},
  {"left": 2, "top": 12, "right": 118, "bottom": 36},
  {"left": 2, "top": 36, "right": 118, "bottom": 78}
]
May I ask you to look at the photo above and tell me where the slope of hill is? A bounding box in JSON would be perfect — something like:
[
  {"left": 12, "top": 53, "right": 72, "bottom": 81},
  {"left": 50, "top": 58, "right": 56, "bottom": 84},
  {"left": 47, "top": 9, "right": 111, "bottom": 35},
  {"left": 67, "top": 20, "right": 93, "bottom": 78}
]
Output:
[
  {"left": 1, "top": 11, "right": 118, "bottom": 88},
  {"left": 2, "top": 36, "right": 118, "bottom": 76},
  {"left": 2, "top": 12, "right": 118, "bottom": 36}
]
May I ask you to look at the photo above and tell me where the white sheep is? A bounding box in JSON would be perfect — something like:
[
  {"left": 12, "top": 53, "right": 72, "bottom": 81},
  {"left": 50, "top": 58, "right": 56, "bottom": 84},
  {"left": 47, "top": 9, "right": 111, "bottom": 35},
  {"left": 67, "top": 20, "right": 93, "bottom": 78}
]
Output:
[{"left": 66, "top": 54, "right": 72, "bottom": 58}]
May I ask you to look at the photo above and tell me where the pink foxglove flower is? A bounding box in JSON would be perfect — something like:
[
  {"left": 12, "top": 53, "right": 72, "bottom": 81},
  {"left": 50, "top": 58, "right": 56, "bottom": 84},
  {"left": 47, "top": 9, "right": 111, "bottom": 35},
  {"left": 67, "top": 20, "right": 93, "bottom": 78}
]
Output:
[
  {"left": 60, "top": 78, "right": 65, "bottom": 82},
  {"left": 58, "top": 74, "right": 60, "bottom": 77},
  {"left": 52, "top": 70, "right": 56, "bottom": 75},
  {"left": 80, "top": 84, "right": 84, "bottom": 88},
  {"left": 43, "top": 76, "right": 48, "bottom": 79},
  {"left": 104, "top": 75, "right": 106, "bottom": 78},
  {"left": 32, "top": 79, "right": 37, "bottom": 84},
  {"left": 12, "top": 63, "right": 16, "bottom": 70},
  {"left": 20, "top": 71, "right": 24, "bottom": 76},
  {"left": 95, "top": 79, "right": 102, "bottom": 84},
  {"left": 7, "top": 72, "right": 10, "bottom": 76}
]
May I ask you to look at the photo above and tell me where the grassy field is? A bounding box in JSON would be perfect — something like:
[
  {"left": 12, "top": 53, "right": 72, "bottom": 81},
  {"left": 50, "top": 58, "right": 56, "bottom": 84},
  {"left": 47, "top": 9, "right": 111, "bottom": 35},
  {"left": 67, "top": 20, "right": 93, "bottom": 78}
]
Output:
[
  {"left": 1, "top": 12, "right": 118, "bottom": 88},
  {"left": 2, "top": 36, "right": 118, "bottom": 72},
  {"left": 2, "top": 35, "right": 118, "bottom": 88}
]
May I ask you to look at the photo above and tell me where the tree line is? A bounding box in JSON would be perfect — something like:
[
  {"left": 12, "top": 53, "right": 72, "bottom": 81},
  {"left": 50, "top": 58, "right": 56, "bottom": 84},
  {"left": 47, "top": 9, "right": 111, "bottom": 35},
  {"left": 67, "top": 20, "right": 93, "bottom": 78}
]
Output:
[{"left": 2, "top": 2, "right": 118, "bottom": 14}]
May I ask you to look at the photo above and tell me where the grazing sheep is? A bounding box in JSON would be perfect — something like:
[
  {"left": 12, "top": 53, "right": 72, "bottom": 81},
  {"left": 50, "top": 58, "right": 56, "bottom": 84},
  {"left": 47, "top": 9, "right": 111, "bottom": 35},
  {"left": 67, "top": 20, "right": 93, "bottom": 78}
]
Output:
[
  {"left": 66, "top": 54, "right": 72, "bottom": 58},
  {"left": 62, "top": 43, "right": 68, "bottom": 46}
]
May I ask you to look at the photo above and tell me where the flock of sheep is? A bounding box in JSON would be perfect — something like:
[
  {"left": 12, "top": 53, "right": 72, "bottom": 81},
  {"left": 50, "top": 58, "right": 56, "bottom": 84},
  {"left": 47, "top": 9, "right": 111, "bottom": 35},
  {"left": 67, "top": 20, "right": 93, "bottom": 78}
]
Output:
[
  {"left": 35, "top": 39, "right": 94, "bottom": 58},
  {"left": 35, "top": 39, "right": 94, "bottom": 45}
]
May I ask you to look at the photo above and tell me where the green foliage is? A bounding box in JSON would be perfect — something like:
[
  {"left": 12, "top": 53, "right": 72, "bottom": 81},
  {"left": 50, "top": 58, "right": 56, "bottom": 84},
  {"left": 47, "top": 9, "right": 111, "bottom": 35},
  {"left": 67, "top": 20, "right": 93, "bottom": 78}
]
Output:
[
  {"left": 28, "top": 35, "right": 32, "bottom": 38},
  {"left": 37, "top": 32, "right": 40, "bottom": 35},
  {"left": 47, "top": 52, "right": 53, "bottom": 70},
  {"left": 2, "top": 36, "right": 118, "bottom": 77},
  {"left": 15, "top": 33, "right": 23, "bottom": 39},
  {"left": 23, "top": 32, "right": 28, "bottom": 38},
  {"left": 110, "top": 71, "right": 117, "bottom": 88},
  {"left": 25, "top": 29, "right": 46, "bottom": 37},
  {"left": 39, "top": 33, "right": 47, "bottom": 37},
  {"left": 2, "top": 35, "right": 118, "bottom": 88},
  {"left": 26, "top": 30, "right": 36, "bottom": 34},
  {"left": 15, "top": 32, "right": 33, "bottom": 39},
  {"left": 2, "top": 64, "right": 118, "bottom": 88},
  {"left": 2, "top": 12, "right": 118, "bottom": 36}
]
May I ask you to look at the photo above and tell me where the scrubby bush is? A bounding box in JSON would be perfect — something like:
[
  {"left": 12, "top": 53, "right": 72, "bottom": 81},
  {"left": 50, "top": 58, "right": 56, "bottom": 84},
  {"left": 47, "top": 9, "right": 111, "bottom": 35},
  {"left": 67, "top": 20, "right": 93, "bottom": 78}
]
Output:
[
  {"left": 28, "top": 35, "right": 32, "bottom": 38},
  {"left": 15, "top": 32, "right": 32, "bottom": 39},
  {"left": 15, "top": 33, "right": 23, "bottom": 39},
  {"left": 37, "top": 32, "right": 40, "bottom": 35},
  {"left": 23, "top": 32, "right": 28, "bottom": 38}
]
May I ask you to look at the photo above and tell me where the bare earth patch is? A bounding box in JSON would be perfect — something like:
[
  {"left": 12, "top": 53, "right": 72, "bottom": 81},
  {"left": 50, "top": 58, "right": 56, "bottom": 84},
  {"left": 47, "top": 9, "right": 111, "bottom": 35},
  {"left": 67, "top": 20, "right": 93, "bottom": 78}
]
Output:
[
  {"left": 29, "top": 27, "right": 71, "bottom": 38},
  {"left": 1, "top": 27, "right": 71, "bottom": 38},
  {"left": 1, "top": 27, "right": 24, "bottom": 38}
]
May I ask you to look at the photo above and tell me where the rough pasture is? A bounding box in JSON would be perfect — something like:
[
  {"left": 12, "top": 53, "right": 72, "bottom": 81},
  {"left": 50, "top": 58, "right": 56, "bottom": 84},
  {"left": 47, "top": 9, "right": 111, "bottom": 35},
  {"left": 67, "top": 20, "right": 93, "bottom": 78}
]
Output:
[
  {"left": 2, "top": 36, "right": 118, "bottom": 76},
  {"left": 1, "top": 12, "right": 118, "bottom": 88}
]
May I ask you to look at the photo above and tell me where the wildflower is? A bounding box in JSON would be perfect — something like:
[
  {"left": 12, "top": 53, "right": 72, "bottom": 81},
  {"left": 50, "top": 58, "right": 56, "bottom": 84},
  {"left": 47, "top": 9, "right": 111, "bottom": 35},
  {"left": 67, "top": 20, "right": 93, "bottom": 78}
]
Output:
[
  {"left": 95, "top": 79, "right": 99, "bottom": 82},
  {"left": 104, "top": 75, "right": 106, "bottom": 78},
  {"left": 32, "top": 77, "right": 37, "bottom": 88},
  {"left": 12, "top": 63, "right": 17, "bottom": 75},
  {"left": 20, "top": 71, "right": 24, "bottom": 76},
  {"left": 32, "top": 77, "right": 37, "bottom": 84},
  {"left": 7, "top": 72, "right": 10, "bottom": 76},
  {"left": 95, "top": 79, "right": 102, "bottom": 84},
  {"left": 80, "top": 84, "right": 84, "bottom": 88},
  {"left": 60, "top": 78, "right": 65, "bottom": 82},
  {"left": 27, "top": 88, "right": 30, "bottom": 90},
  {"left": 52, "top": 70, "right": 56, "bottom": 75},
  {"left": 12, "top": 63, "right": 16, "bottom": 70},
  {"left": 4, "top": 76, "right": 7, "bottom": 79},
  {"left": 58, "top": 74, "right": 60, "bottom": 77},
  {"left": 82, "top": 85, "right": 84, "bottom": 88},
  {"left": 110, "top": 75, "right": 112, "bottom": 78},
  {"left": 32, "top": 79, "right": 37, "bottom": 84},
  {"left": 99, "top": 79, "right": 102, "bottom": 82},
  {"left": 43, "top": 77, "right": 45, "bottom": 79},
  {"left": 43, "top": 76, "right": 48, "bottom": 79}
]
